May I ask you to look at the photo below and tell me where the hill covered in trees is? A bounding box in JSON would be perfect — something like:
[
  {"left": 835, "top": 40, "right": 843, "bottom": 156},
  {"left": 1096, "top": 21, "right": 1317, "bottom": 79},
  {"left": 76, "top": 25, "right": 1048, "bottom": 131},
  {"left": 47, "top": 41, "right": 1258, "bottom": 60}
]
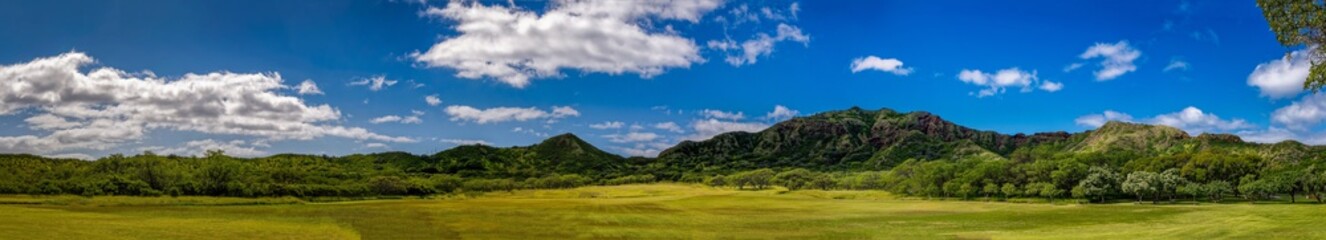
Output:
[{"left": 3, "top": 107, "right": 1326, "bottom": 203}]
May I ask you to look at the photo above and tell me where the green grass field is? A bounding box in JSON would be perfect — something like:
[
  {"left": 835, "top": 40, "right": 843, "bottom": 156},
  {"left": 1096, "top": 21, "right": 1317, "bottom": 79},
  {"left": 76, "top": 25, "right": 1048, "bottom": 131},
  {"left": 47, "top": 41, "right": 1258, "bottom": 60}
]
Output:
[{"left": 1, "top": 184, "right": 1323, "bottom": 239}]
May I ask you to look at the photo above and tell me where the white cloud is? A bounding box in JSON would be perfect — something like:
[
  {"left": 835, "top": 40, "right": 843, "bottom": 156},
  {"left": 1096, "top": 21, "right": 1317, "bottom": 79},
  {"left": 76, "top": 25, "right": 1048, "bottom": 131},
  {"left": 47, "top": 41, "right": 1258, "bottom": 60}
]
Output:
[
  {"left": 957, "top": 68, "right": 1054, "bottom": 97},
  {"left": 686, "top": 119, "right": 769, "bottom": 141},
  {"left": 425, "top": 95, "right": 442, "bottom": 106},
  {"left": 764, "top": 105, "right": 799, "bottom": 120},
  {"left": 1164, "top": 59, "right": 1190, "bottom": 72},
  {"left": 653, "top": 121, "right": 684, "bottom": 133},
  {"left": 0, "top": 52, "right": 411, "bottom": 155},
  {"left": 1237, "top": 127, "right": 1300, "bottom": 144},
  {"left": 439, "top": 138, "right": 490, "bottom": 146},
  {"left": 364, "top": 142, "right": 389, "bottom": 149},
  {"left": 612, "top": 141, "right": 674, "bottom": 157},
  {"left": 1075, "top": 110, "right": 1135, "bottom": 127},
  {"left": 413, "top": 1, "right": 722, "bottom": 88},
  {"left": 589, "top": 121, "right": 625, "bottom": 129},
  {"left": 602, "top": 132, "right": 660, "bottom": 143},
  {"left": 296, "top": 80, "right": 323, "bottom": 95},
  {"left": 850, "top": 56, "right": 912, "bottom": 75},
  {"left": 1075, "top": 107, "right": 1251, "bottom": 134},
  {"left": 1237, "top": 127, "right": 1326, "bottom": 145},
  {"left": 789, "top": 2, "right": 800, "bottom": 19},
  {"left": 43, "top": 153, "right": 95, "bottom": 160},
  {"left": 348, "top": 75, "right": 397, "bottom": 91},
  {"left": 370, "top": 115, "right": 422, "bottom": 124},
  {"left": 699, "top": 109, "right": 745, "bottom": 120},
  {"left": 140, "top": 139, "right": 269, "bottom": 158},
  {"left": 1079, "top": 40, "right": 1141, "bottom": 81},
  {"left": 511, "top": 127, "right": 550, "bottom": 137},
  {"left": 444, "top": 105, "right": 579, "bottom": 124},
  {"left": 369, "top": 110, "right": 424, "bottom": 124},
  {"left": 1150, "top": 106, "right": 1252, "bottom": 134},
  {"left": 1039, "top": 81, "right": 1064, "bottom": 92},
  {"left": 1272, "top": 93, "right": 1326, "bottom": 130},
  {"left": 719, "top": 23, "right": 810, "bottom": 66},
  {"left": 369, "top": 115, "right": 403, "bottom": 124},
  {"left": 1248, "top": 48, "right": 1313, "bottom": 99},
  {"left": 1063, "top": 63, "right": 1084, "bottom": 72}
]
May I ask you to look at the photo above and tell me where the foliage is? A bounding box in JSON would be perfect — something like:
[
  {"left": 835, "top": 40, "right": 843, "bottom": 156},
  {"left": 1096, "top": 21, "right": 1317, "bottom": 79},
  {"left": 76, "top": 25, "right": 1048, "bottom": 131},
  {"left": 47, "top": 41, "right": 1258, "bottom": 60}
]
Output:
[{"left": 1257, "top": 0, "right": 1326, "bottom": 91}]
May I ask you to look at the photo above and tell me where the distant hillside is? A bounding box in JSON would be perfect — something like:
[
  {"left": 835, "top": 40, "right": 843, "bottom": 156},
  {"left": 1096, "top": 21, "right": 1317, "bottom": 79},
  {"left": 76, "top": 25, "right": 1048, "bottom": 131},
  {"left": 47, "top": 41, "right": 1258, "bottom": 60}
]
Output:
[
  {"left": 647, "top": 107, "right": 1324, "bottom": 177},
  {"left": 431, "top": 133, "right": 627, "bottom": 178},
  {"left": 655, "top": 107, "right": 1072, "bottom": 172},
  {"left": 5, "top": 106, "right": 1326, "bottom": 200}
]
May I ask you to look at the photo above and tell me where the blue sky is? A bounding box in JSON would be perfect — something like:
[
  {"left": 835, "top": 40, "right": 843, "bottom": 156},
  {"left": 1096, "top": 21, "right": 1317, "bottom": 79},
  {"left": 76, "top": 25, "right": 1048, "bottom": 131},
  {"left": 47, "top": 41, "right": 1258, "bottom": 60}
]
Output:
[{"left": 0, "top": 0, "right": 1321, "bottom": 159}]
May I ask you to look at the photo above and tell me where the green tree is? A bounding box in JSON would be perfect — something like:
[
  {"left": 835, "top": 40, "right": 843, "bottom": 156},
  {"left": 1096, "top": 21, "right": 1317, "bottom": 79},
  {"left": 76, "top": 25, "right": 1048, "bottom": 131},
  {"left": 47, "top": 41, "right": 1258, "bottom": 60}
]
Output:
[
  {"left": 810, "top": 174, "right": 836, "bottom": 190},
  {"left": 773, "top": 168, "right": 815, "bottom": 190},
  {"left": 1205, "top": 180, "right": 1233, "bottom": 203},
  {"left": 706, "top": 175, "right": 728, "bottom": 188},
  {"left": 982, "top": 183, "right": 1000, "bottom": 201},
  {"left": 1122, "top": 171, "right": 1158, "bottom": 203},
  {"left": 1001, "top": 183, "right": 1019, "bottom": 200},
  {"left": 1257, "top": 0, "right": 1326, "bottom": 91},
  {"left": 1177, "top": 183, "right": 1206, "bottom": 204},
  {"left": 1073, "top": 167, "right": 1122, "bottom": 203},
  {"left": 745, "top": 169, "right": 775, "bottom": 190},
  {"left": 1158, "top": 169, "right": 1185, "bottom": 203}
]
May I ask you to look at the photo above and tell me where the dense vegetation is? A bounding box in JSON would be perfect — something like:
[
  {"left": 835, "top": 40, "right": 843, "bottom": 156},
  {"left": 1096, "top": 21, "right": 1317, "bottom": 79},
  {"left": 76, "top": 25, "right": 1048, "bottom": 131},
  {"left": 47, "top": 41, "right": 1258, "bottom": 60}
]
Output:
[{"left": 3, "top": 107, "right": 1326, "bottom": 204}]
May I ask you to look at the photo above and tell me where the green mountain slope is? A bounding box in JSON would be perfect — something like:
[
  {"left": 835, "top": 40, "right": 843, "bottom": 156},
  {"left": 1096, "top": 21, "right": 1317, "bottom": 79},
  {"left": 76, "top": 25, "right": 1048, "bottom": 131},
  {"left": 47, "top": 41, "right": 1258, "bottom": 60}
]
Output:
[
  {"left": 650, "top": 108, "right": 1326, "bottom": 178},
  {"left": 431, "top": 133, "right": 627, "bottom": 178},
  {"left": 655, "top": 107, "right": 1072, "bottom": 173}
]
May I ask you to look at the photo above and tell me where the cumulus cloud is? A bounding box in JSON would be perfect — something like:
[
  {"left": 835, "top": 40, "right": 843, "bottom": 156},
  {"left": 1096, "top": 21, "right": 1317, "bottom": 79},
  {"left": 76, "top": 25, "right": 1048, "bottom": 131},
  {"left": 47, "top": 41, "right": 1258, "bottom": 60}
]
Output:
[
  {"left": 1079, "top": 41, "right": 1141, "bottom": 81},
  {"left": 1248, "top": 48, "right": 1313, "bottom": 99},
  {"left": 1075, "top": 107, "right": 1252, "bottom": 134},
  {"left": 425, "top": 95, "right": 442, "bottom": 106},
  {"left": 699, "top": 109, "right": 745, "bottom": 120},
  {"left": 685, "top": 118, "right": 769, "bottom": 141},
  {"left": 1039, "top": 81, "right": 1064, "bottom": 92},
  {"left": 602, "top": 132, "right": 660, "bottom": 143},
  {"left": 1150, "top": 107, "right": 1253, "bottom": 133},
  {"left": 957, "top": 68, "right": 1057, "bottom": 97},
  {"left": 413, "top": 0, "right": 722, "bottom": 88},
  {"left": 653, "top": 121, "right": 684, "bottom": 133},
  {"left": 589, "top": 121, "right": 625, "bottom": 129},
  {"left": 348, "top": 75, "right": 397, "bottom": 91},
  {"left": 1075, "top": 110, "right": 1135, "bottom": 127},
  {"left": 1271, "top": 93, "right": 1326, "bottom": 130},
  {"left": 371, "top": 110, "right": 421, "bottom": 123},
  {"left": 764, "top": 105, "right": 799, "bottom": 120},
  {"left": 612, "top": 141, "right": 674, "bottom": 157},
  {"left": 0, "top": 52, "right": 411, "bottom": 155},
  {"left": 444, "top": 105, "right": 579, "bottom": 124},
  {"left": 850, "top": 56, "right": 912, "bottom": 75},
  {"left": 140, "top": 139, "right": 269, "bottom": 158},
  {"left": 296, "top": 80, "right": 323, "bottom": 95}
]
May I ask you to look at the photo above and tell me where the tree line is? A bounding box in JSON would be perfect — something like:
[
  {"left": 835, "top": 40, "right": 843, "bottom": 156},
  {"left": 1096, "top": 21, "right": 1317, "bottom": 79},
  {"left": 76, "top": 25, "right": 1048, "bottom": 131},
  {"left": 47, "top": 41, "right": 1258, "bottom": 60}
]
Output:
[
  {"left": 700, "top": 149, "right": 1326, "bottom": 204},
  {"left": 0, "top": 151, "right": 650, "bottom": 198},
  {"left": 4, "top": 146, "right": 1326, "bottom": 204}
]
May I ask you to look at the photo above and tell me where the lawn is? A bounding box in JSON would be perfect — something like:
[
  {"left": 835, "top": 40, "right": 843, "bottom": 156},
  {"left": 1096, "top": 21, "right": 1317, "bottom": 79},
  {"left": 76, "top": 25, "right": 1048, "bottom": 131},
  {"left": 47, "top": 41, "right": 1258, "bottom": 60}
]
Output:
[{"left": 1, "top": 184, "right": 1322, "bottom": 239}]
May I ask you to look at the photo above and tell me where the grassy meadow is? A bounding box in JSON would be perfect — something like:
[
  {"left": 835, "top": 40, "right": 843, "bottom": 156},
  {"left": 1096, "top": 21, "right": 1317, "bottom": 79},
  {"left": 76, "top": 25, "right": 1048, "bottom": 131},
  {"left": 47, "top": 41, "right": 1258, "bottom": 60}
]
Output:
[{"left": 1, "top": 184, "right": 1323, "bottom": 239}]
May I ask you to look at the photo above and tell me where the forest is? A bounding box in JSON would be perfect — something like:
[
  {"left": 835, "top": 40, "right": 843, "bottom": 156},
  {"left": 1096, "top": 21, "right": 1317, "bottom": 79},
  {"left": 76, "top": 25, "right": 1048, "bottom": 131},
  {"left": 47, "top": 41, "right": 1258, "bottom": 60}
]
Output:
[{"left": 3, "top": 108, "right": 1325, "bottom": 204}]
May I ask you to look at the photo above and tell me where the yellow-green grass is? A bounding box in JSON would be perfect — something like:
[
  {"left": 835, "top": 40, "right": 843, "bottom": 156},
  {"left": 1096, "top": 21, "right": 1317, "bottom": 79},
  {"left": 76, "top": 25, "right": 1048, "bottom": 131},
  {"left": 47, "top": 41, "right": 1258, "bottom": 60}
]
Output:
[{"left": 2, "top": 184, "right": 1324, "bottom": 239}]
